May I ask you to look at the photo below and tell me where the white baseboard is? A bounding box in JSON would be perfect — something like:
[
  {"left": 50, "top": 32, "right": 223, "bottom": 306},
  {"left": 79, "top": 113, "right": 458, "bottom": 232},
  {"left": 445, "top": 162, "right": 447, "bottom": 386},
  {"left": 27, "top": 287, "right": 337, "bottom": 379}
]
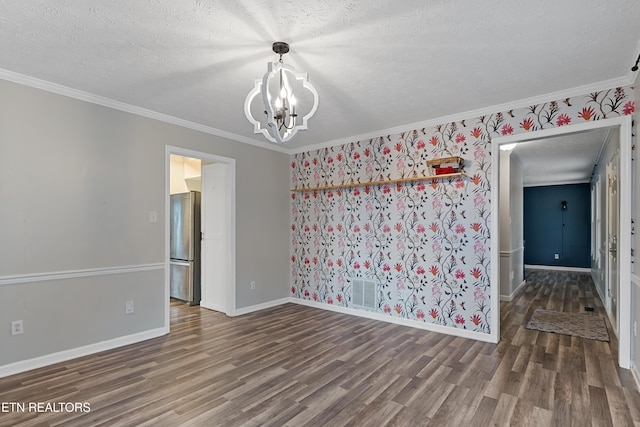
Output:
[
  {"left": 287, "top": 297, "right": 497, "bottom": 343},
  {"left": 632, "top": 363, "right": 640, "bottom": 393},
  {"left": 500, "top": 280, "right": 527, "bottom": 302},
  {"left": 231, "top": 298, "right": 290, "bottom": 316},
  {"left": 525, "top": 264, "right": 591, "bottom": 273},
  {"left": 200, "top": 301, "right": 227, "bottom": 314},
  {"left": 0, "top": 327, "right": 167, "bottom": 379}
]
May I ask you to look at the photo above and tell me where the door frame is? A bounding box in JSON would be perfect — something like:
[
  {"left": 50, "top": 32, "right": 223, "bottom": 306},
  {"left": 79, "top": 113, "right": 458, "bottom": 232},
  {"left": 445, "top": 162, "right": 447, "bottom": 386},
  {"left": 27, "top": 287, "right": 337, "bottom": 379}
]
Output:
[
  {"left": 605, "top": 149, "right": 620, "bottom": 333},
  {"left": 490, "top": 115, "right": 632, "bottom": 369},
  {"left": 164, "top": 146, "right": 237, "bottom": 330}
]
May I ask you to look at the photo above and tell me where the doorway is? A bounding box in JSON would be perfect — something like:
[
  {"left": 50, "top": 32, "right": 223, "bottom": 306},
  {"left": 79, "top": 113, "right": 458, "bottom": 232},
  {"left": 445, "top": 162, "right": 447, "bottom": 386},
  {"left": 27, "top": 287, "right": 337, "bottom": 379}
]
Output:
[
  {"left": 491, "top": 115, "right": 633, "bottom": 369},
  {"left": 165, "top": 146, "right": 237, "bottom": 329},
  {"left": 605, "top": 150, "right": 620, "bottom": 333}
]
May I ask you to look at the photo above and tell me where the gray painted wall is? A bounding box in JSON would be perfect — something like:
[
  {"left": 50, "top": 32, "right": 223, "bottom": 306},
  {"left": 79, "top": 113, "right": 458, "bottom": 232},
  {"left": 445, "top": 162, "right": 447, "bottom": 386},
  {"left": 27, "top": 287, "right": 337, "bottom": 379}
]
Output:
[{"left": 0, "top": 79, "right": 290, "bottom": 367}]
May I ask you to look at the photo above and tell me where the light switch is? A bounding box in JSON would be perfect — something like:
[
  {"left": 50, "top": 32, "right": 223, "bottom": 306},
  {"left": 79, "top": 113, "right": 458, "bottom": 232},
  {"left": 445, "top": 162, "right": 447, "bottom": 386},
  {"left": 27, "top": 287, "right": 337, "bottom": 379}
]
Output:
[{"left": 149, "top": 211, "right": 158, "bottom": 223}]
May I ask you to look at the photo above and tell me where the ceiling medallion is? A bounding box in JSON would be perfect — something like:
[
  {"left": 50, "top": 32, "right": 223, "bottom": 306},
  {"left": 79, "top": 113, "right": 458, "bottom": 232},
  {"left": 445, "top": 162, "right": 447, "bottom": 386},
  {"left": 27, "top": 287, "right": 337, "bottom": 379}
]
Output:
[{"left": 244, "top": 42, "right": 319, "bottom": 144}]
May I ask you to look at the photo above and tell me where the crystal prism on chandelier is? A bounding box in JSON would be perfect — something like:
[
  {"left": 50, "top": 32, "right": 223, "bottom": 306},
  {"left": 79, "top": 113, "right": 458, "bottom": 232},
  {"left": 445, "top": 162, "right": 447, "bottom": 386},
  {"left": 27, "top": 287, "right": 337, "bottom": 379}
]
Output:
[{"left": 244, "top": 42, "right": 319, "bottom": 144}]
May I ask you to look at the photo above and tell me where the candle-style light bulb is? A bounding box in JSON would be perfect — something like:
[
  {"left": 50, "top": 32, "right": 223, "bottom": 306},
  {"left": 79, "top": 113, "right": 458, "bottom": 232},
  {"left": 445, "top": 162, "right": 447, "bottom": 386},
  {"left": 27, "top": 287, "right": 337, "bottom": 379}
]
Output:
[{"left": 290, "top": 95, "right": 296, "bottom": 116}]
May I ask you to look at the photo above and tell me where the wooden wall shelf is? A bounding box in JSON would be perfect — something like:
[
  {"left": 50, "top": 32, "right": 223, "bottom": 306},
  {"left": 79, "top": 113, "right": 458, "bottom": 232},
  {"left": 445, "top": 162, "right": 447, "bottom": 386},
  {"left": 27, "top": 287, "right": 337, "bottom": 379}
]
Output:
[{"left": 291, "top": 172, "right": 464, "bottom": 192}]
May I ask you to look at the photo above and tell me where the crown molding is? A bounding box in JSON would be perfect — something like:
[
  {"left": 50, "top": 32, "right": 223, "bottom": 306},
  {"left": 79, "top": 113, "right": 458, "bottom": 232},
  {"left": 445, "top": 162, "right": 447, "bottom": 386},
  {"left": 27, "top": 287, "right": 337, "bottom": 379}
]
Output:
[
  {"left": 0, "top": 68, "right": 290, "bottom": 155},
  {"left": 289, "top": 75, "right": 632, "bottom": 155}
]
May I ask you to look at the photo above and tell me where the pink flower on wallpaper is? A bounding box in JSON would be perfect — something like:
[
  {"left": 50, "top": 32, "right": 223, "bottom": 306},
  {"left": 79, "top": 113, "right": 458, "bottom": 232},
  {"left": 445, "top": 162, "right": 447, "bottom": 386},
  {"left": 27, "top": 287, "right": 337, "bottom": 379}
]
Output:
[
  {"left": 304, "top": 193, "right": 310, "bottom": 200},
  {"left": 471, "top": 268, "right": 482, "bottom": 279},
  {"left": 416, "top": 182, "right": 426, "bottom": 192},
  {"left": 397, "top": 279, "right": 405, "bottom": 291},
  {"left": 397, "top": 199, "right": 406, "bottom": 211},
  {"left": 578, "top": 106, "right": 595, "bottom": 121},
  {"left": 473, "top": 193, "right": 486, "bottom": 208},
  {"left": 471, "top": 314, "right": 482, "bottom": 326},
  {"left": 394, "top": 223, "right": 403, "bottom": 232},
  {"left": 455, "top": 224, "right": 466, "bottom": 234},
  {"left": 396, "top": 240, "right": 405, "bottom": 252},
  {"left": 394, "top": 304, "right": 403, "bottom": 314},
  {"left": 327, "top": 191, "right": 334, "bottom": 198},
  {"left": 353, "top": 188, "right": 360, "bottom": 197},
  {"left": 432, "top": 241, "right": 442, "bottom": 253},
  {"left": 395, "top": 143, "right": 403, "bottom": 152},
  {"left": 429, "top": 308, "right": 439, "bottom": 319},
  {"left": 383, "top": 146, "right": 391, "bottom": 155},
  {"left": 417, "top": 140, "right": 426, "bottom": 149},
  {"left": 623, "top": 101, "right": 635, "bottom": 115},
  {"left": 383, "top": 264, "right": 391, "bottom": 272},
  {"left": 327, "top": 225, "right": 333, "bottom": 233},
  {"left": 337, "top": 223, "right": 343, "bottom": 232},
  {"left": 304, "top": 160, "right": 310, "bottom": 167},
  {"left": 327, "top": 156, "right": 333, "bottom": 164},
  {"left": 471, "top": 223, "right": 482, "bottom": 232},
  {"left": 337, "top": 294, "right": 343, "bottom": 302},
  {"left": 338, "top": 168, "right": 346, "bottom": 179},
  {"left": 455, "top": 133, "right": 466, "bottom": 143},
  {"left": 432, "top": 283, "right": 442, "bottom": 297},
  {"left": 353, "top": 261, "right": 360, "bottom": 269},
  {"left": 397, "top": 158, "right": 406, "bottom": 171},
  {"left": 474, "top": 240, "right": 486, "bottom": 254},
  {"left": 304, "top": 225, "right": 310, "bottom": 232},
  {"left": 338, "top": 238, "right": 345, "bottom": 249},
  {"left": 455, "top": 179, "right": 464, "bottom": 189},
  {"left": 353, "top": 151, "right": 360, "bottom": 160},
  {"left": 304, "top": 289, "right": 309, "bottom": 297},
  {"left": 395, "top": 263, "right": 403, "bottom": 272},
  {"left": 429, "top": 222, "right": 439, "bottom": 232},
  {"left": 416, "top": 309, "right": 426, "bottom": 319},
  {"left": 471, "top": 127, "right": 483, "bottom": 138},
  {"left": 327, "top": 259, "right": 333, "bottom": 267},
  {"left": 383, "top": 224, "right": 391, "bottom": 233},
  {"left": 364, "top": 223, "right": 371, "bottom": 232},
  {"left": 432, "top": 197, "right": 443, "bottom": 210},
  {"left": 520, "top": 118, "right": 534, "bottom": 131},
  {"left": 384, "top": 304, "right": 391, "bottom": 314},
  {"left": 416, "top": 224, "right": 426, "bottom": 233},
  {"left": 430, "top": 136, "right": 439, "bottom": 146},
  {"left": 416, "top": 266, "right": 426, "bottom": 275},
  {"left": 312, "top": 224, "right": 318, "bottom": 232},
  {"left": 474, "top": 286, "right": 485, "bottom": 301},
  {"left": 501, "top": 124, "right": 514, "bottom": 135},
  {"left": 455, "top": 269, "right": 465, "bottom": 279},
  {"left": 365, "top": 163, "right": 374, "bottom": 176},
  {"left": 473, "top": 146, "right": 485, "bottom": 160},
  {"left": 327, "top": 296, "right": 333, "bottom": 304},
  {"left": 429, "top": 265, "right": 439, "bottom": 276},
  {"left": 383, "top": 185, "right": 391, "bottom": 194},
  {"left": 556, "top": 113, "right": 571, "bottom": 126},
  {"left": 353, "top": 224, "right": 360, "bottom": 233},
  {"left": 455, "top": 314, "right": 465, "bottom": 325}
]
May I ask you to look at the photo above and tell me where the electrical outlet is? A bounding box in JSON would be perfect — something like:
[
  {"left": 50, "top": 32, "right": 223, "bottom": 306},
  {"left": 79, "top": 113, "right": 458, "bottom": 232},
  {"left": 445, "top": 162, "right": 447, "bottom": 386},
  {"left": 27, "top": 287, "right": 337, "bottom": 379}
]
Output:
[
  {"left": 554, "top": 254, "right": 559, "bottom": 260},
  {"left": 11, "top": 320, "right": 23, "bottom": 336},
  {"left": 125, "top": 300, "right": 135, "bottom": 315},
  {"left": 250, "top": 281, "right": 256, "bottom": 290}
]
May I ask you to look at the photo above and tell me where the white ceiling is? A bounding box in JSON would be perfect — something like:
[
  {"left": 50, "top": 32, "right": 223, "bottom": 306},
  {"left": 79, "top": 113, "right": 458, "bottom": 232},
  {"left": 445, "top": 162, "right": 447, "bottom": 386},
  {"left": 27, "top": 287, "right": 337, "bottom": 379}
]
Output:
[{"left": 0, "top": 0, "right": 638, "bottom": 154}]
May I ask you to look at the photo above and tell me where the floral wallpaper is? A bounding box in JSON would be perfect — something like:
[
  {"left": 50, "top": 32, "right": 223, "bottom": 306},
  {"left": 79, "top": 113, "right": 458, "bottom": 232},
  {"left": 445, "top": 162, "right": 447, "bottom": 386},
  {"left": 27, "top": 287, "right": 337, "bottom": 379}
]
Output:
[{"left": 290, "top": 87, "right": 635, "bottom": 336}]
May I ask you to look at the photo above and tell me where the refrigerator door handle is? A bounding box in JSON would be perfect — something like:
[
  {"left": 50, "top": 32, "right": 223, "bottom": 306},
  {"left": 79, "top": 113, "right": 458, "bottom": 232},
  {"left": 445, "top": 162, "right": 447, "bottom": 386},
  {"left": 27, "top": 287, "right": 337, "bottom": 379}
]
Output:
[{"left": 170, "top": 260, "right": 192, "bottom": 267}]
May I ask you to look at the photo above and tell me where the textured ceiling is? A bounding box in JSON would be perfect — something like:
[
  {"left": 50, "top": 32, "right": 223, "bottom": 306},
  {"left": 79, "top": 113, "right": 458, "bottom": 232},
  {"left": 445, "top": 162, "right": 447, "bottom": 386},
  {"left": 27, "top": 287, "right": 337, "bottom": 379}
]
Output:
[{"left": 0, "top": 0, "right": 638, "bottom": 153}]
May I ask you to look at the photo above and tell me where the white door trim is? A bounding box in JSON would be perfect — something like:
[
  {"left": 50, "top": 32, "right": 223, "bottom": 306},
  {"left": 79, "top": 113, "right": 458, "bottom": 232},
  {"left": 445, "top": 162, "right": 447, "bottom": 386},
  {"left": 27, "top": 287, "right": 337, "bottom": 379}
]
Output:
[
  {"left": 491, "top": 115, "right": 632, "bottom": 369},
  {"left": 164, "top": 146, "right": 237, "bottom": 330}
]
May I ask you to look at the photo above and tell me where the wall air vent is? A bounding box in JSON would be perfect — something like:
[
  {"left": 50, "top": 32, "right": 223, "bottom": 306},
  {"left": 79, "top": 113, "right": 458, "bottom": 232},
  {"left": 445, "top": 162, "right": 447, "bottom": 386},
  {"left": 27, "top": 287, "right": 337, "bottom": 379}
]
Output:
[{"left": 351, "top": 278, "right": 377, "bottom": 310}]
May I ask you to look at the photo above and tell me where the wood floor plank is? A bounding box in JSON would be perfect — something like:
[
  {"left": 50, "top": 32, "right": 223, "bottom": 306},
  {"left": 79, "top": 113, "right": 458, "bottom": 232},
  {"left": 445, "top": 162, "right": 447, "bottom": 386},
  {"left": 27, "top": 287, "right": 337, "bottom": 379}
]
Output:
[{"left": 0, "top": 269, "right": 637, "bottom": 426}]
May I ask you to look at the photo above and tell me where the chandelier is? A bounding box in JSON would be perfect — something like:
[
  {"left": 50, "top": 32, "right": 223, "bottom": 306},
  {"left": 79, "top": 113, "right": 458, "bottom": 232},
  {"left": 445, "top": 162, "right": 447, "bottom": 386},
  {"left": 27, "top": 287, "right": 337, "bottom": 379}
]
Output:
[{"left": 244, "top": 42, "right": 319, "bottom": 144}]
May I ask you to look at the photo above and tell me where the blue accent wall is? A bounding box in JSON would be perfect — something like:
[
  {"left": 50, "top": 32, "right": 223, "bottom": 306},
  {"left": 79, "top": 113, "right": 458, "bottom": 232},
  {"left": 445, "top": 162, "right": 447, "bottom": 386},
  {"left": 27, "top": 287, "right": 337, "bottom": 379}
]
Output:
[{"left": 523, "top": 184, "right": 591, "bottom": 268}]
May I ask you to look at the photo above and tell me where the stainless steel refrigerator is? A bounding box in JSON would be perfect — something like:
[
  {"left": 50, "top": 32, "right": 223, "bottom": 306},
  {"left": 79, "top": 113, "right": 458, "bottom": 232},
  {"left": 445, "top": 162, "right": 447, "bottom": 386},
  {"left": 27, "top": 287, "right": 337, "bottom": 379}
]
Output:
[{"left": 170, "top": 191, "right": 201, "bottom": 305}]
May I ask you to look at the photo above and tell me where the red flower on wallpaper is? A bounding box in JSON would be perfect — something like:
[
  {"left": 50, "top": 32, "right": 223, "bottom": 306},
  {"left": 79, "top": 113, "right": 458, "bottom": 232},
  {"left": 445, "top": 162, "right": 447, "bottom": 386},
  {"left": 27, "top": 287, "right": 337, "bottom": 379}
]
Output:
[
  {"left": 430, "top": 136, "right": 439, "bottom": 146},
  {"left": 313, "top": 191, "right": 318, "bottom": 199},
  {"left": 304, "top": 160, "right": 310, "bottom": 167},
  {"left": 396, "top": 183, "right": 403, "bottom": 192},
  {"left": 417, "top": 140, "right": 426, "bottom": 150},
  {"left": 304, "top": 193, "right": 310, "bottom": 200},
  {"left": 394, "top": 304, "right": 403, "bottom": 314},
  {"left": 304, "top": 289, "right": 310, "bottom": 297},
  {"left": 290, "top": 193, "right": 295, "bottom": 200},
  {"left": 327, "top": 156, "right": 334, "bottom": 164},
  {"left": 429, "top": 222, "right": 439, "bottom": 232},
  {"left": 312, "top": 257, "right": 318, "bottom": 265},
  {"left": 337, "top": 223, "right": 343, "bottom": 232},
  {"left": 364, "top": 260, "right": 371, "bottom": 269},
  {"left": 395, "top": 142, "right": 403, "bottom": 152},
  {"left": 337, "top": 294, "right": 343, "bottom": 302},
  {"left": 291, "top": 161, "right": 296, "bottom": 169},
  {"left": 471, "top": 174, "right": 482, "bottom": 185},
  {"left": 327, "top": 191, "right": 334, "bottom": 198},
  {"left": 304, "top": 225, "right": 310, "bottom": 232},
  {"left": 327, "top": 259, "right": 333, "bottom": 267},
  {"left": 313, "top": 293, "right": 318, "bottom": 301},
  {"left": 556, "top": 113, "right": 571, "bottom": 126},
  {"left": 353, "top": 224, "right": 360, "bottom": 233},
  {"left": 327, "top": 296, "right": 333, "bottom": 304},
  {"left": 501, "top": 124, "right": 514, "bottom": 135},
  {"left": 455, "top": 314, "right": 465, "bottom": 325},
  {"left": 455, "top": 269, "right": 465, "bottom": 279},
  {"left": 291, "top": 255, "right": 296, "bottom": 262},
  {"left": 416, "top": 182, "right": 426, "bottom": 192},
  {"left": 327, "top": 225, "right": 333, "bottom": 233},
  {"left": 383, "top": 264, "right": 391, "bottom": 272},
  {"left": 429, "top": 308, "right": 438, "bottom": 319},
  {"left": 623, "top": 101, "right": 635, "bottom": 115},
  {"left": 429, "top": 266, "right": 439, "bottom": 276},
  {"left": 471, "top": 127, "right": 483, "bottom": 138},
  {"left": 353, "top": 151, "right": 360, "bottom": 160},
  {"left": 291, "top": 286, "right": 296, "bottom": 294},
  {"left": 364, "top": 223, "right": 371, "bottom": 232},
  {"left": 337, "top": 259, "right": 343, "bottom": 267},
  {"left": 519, "top": 118, "right": 534, "bottom": 131},
  {"left": 353, "top": 261, "right": 360, "bottom": 269},
  {"left": 470, "top": 223, "right": 482, "bottom": 232},
  {"left": 394, "top": 223, "right": 402, "bottom": 232},
  {"left": 416, "top": 309, "right": 425, "bottom": 319},
  {"left": 313, "top": 158, "right": 318, "bottom": 166},
  {"left": 455, "top": 224, "right": 465, "bottom": 234},
  {"left": 383, "top": 146, "right": 391, "bottom": 155},
  {"left": 455, "top": 179, "right": 464, "bottom": 189},
  {"left": 430, "top": 180, "right": 439, "bottom": 190},
  {"left": 383, "top": 185, "right": 391, "bottom": 194},
  {"left": 291, "top": 224, "right": 296, "bottom": 231},
  {"left": 471, "top": 314, "right": 482, "bottom": 326},
  {"left": 395, "top": 263, "right": 403, "bottom": 272},
  {"left": 383, "top": 304, "right": 391, "bottom": 314},
  {"left": 337, "top": 189, "right": 342, "bottom": 197},
  {"left": 304, "top": 257, "right": 310, "bottom": 264},
  {"left": 364, "top": 186, "right": 371, "bottom": 194},
  {"left": 364, "top": 148, "right": 371, "bottom": 157},
  {"left": 312, "top": 224, "right": 318, "bottom": 232},
  {"left": 455, "top": 133, "right": 466, "bottom": 143},
  {"left": 383, "top": 224, "right": 391, "bottom": 233},
  {"left": 416, "top": 266, "right": 426, "bottom": 275},
  {"left": 353, "top": 188, "right": 360, "bottom": 196},
  {"left": 471, "top": 267, "right": 482, "bottom": 279},
  {"left": 578, "top": 106, "right": 595, "bottom": 121},
  {"left": 416, "top": 224, "right": 426, "bottom": 233}
]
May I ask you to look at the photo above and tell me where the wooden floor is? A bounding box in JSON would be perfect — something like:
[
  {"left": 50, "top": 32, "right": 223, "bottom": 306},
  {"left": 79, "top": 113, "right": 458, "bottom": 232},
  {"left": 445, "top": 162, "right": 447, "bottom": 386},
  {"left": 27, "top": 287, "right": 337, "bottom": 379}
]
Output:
[{"left": 1, "top": 269, "right": 639, "bottom": 426}]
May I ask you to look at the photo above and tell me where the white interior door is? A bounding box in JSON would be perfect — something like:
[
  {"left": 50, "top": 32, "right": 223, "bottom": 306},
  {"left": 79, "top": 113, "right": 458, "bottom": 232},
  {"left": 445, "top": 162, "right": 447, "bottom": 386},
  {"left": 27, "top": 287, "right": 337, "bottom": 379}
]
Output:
[
  {"left": 605, "top": 151, "right": 619, "bottom": 333},
  {"left": 200, "top": 163, "right": 230, "bottom": 313}
]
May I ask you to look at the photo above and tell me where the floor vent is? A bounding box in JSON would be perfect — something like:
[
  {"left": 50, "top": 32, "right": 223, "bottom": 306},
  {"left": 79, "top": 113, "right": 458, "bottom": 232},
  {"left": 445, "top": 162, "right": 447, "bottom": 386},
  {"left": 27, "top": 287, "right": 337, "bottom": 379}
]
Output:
[{"left": 352, "top": 278, "right": 377, "bottom": 310}]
